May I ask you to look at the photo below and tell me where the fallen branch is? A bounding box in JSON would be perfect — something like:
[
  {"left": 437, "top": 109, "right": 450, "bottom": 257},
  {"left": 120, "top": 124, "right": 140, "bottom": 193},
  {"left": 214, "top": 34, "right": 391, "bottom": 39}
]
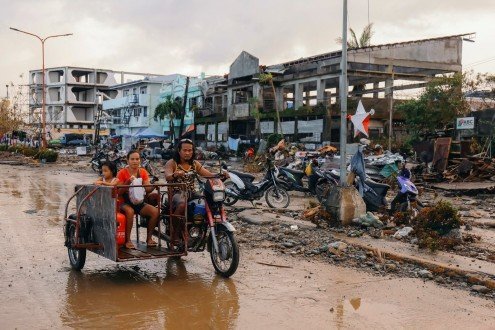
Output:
[{"left": 256, "top": 261, "right": 293, "bottom": 269}]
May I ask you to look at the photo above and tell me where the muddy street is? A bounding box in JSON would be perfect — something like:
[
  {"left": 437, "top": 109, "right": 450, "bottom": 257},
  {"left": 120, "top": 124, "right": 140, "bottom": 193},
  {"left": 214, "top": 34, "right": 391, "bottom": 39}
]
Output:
[{"left": 1, "top": 164, "right": 495, "bottom": 329}]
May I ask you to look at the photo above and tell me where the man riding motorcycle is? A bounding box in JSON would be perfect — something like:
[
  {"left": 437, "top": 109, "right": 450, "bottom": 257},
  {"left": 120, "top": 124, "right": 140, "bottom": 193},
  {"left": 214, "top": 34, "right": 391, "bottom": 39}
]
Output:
[{"left": 164, "top": 139, "right": 228, "bottom": 248}]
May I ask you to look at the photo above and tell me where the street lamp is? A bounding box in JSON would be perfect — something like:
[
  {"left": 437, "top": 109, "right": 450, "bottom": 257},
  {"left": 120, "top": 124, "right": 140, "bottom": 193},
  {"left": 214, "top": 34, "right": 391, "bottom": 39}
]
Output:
[{"left": 10, "top": 27, "right": 73, "bottom": 148}]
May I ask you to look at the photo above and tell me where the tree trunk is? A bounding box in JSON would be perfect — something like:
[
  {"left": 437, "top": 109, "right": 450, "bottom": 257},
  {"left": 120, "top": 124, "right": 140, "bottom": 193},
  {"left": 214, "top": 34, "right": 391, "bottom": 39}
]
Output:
[{"left": 271, "top": 80, "right": 283, "bottom": 135}]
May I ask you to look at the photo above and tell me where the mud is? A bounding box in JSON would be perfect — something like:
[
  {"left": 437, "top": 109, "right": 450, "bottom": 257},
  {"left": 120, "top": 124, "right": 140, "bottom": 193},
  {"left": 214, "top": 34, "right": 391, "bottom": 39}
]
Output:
[{"left": 1, "top": 164, "right": 495, "bottom": 329}]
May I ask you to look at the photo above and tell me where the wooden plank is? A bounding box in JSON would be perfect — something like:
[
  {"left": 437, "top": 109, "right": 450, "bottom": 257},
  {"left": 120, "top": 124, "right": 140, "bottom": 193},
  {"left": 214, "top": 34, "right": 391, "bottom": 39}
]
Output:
[
  {"left": 120, "top": 247, "right": 152, "bottom": 258},
  {"left": 117, "top": 250, "right": 139, "bottom": 260},
  {"left": 431, "top": 181, "right": 495, "bottom": 191}
]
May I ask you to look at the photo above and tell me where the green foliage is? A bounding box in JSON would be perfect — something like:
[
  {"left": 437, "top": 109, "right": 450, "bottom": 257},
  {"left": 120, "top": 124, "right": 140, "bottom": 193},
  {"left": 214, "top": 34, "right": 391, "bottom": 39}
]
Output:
[
  {"left": 267, "top": 133, "right": 284, "bottom": 148},
  {"left": 396, "top": 73, "right": 470, "bottom": 139},
  {"left": 413, "top": 200, "right": 462, "bottom": 251},
  {"left": 296, "top": 105, "right": 314, "bottom": 114},
  {"left": 259, "top": 73, "right": 273, "bottom": 85},
  {"left": 1, "top": 145, "right": 39, "bottom": 157},
  {"left": 154, "top": 95, "right": 182, "bottom": 122},
  {"left": 336, "top": 23, "right": 374, "bottom": 49},
  {"left": 0, "top": 145, "right": 7, "bottom": 151},
  {"left": 36, "top": 149, "right": 58, "bottom": 163}
]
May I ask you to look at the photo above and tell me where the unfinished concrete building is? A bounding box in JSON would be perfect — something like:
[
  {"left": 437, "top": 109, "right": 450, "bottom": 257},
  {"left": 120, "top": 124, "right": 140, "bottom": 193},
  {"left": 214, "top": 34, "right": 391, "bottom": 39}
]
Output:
[
  {"left": 195, "top": 33, "right": 474, "bottom": 148},
  {"left": 29, "top": 66, "right": 121, "bottom": 137}
]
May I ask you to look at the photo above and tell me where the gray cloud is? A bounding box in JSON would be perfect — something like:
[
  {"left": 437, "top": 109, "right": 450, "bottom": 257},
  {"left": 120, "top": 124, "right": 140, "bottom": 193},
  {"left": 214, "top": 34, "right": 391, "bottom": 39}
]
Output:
[{"left": 1, "top": 0, "right": 494, "bottom": 98}]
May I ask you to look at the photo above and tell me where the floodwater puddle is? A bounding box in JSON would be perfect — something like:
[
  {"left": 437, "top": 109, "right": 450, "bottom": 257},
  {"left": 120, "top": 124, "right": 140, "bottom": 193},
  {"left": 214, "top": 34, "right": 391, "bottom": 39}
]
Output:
[{"left": 60, "top": 260, "right": 240, "bottom": 329}]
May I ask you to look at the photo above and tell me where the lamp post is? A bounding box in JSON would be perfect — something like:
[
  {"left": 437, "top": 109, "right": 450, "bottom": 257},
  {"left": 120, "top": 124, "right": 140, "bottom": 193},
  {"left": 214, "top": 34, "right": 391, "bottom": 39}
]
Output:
[
  {"left": 10, "top": 27, "right": 72, "bottom": 148},
  {"left": 339, "top": 0, "right": 348, "bottom": 186}
]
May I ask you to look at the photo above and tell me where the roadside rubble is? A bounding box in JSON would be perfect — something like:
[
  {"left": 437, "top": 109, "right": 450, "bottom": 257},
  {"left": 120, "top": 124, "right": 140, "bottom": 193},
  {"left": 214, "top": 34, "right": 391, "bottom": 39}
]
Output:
[{"left": 230, "top": 212, "right": 495, "bottom": 299}]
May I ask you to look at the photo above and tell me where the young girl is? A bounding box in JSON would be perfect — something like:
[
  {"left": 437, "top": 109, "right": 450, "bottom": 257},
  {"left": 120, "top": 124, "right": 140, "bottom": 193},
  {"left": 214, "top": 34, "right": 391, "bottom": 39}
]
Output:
[{"left": 95, "top": 161, "right": 119, "bottom": 186}]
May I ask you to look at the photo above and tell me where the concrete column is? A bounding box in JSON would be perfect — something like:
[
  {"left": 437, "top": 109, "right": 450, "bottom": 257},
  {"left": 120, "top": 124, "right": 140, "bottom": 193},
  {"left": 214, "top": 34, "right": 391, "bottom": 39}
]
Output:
[
  {"left": 316, "top": 79, "right": 325, "bottom": 105},
  {"left": 373, "top": 82, "right": 379, "bottom": 98},
  {"left": 294, "top": 83, "right": 303, "bottom": 109}
]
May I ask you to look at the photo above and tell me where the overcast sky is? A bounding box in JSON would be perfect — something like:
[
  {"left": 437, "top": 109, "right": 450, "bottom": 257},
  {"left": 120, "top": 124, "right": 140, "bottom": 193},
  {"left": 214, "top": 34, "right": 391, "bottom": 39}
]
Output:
[{"left": 1, "top": 0, "right": 494, "bottom": 98}]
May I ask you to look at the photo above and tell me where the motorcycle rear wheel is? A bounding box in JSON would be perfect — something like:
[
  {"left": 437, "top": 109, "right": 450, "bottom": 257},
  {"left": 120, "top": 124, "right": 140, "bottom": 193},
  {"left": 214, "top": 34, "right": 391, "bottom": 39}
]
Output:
[
  {"left": 265, "top": 186, "right": 290, "bottom": 208},
  {"left": 210, "top": 227, "right": 239, "bottom": 278}
]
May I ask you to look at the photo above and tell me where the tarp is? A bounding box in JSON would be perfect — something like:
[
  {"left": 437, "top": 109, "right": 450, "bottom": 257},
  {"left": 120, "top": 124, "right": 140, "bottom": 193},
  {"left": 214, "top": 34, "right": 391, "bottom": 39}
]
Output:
[{"left": 133, "top": 127, "right": 166, "bottom": 138}]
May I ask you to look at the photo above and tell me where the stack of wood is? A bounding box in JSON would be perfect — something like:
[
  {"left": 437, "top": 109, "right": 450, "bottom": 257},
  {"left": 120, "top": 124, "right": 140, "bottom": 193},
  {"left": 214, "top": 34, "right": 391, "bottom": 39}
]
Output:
[{"left": 443, "top": 157, "right": 495, "bottom": 182}]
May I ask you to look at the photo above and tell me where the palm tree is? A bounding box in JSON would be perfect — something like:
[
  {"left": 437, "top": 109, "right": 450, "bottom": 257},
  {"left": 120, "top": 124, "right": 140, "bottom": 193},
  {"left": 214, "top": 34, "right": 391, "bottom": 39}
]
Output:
[
  {"left": 336, "top": 23, "right": 374, "bottom": 49},
  {"left": 248, "top": 97, "right": 261, "bottom": 140},
  {"left": 154, "top": 95, "right": 182, "bottom": 141},
  {"left": 259, "top": 73, "right": 283, "bottom": 135}
]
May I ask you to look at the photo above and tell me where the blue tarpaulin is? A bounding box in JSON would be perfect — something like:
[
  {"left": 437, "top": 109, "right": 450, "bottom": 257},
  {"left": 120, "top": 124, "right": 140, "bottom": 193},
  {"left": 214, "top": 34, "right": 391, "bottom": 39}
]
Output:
[{"left": 133, "top": 128, "right": 166, "bottom": 138}]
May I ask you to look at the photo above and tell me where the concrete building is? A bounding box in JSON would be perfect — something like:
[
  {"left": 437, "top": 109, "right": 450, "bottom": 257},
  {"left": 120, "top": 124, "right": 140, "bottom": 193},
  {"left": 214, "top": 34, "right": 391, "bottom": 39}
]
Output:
[
  {"left": 157, "top": 75, "right": 206, "bottom": 139},
  {"left": 102, "top": 74, "right": 206, "bottom": 138},
  {"left": 29, "top": 66, "right": 120, "bottom": 138},
  {"left": 195, "top": 33, "right": 474, "bottom": 147},
  {"left": 102, "top": 75, "right": 178, "bottom": 137}
]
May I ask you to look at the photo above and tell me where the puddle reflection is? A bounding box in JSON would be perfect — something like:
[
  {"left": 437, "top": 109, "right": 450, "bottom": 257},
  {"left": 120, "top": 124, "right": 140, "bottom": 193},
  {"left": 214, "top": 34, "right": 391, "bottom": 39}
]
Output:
[{"left": 61, "top": 258, "right": 239, "bottom": 329}]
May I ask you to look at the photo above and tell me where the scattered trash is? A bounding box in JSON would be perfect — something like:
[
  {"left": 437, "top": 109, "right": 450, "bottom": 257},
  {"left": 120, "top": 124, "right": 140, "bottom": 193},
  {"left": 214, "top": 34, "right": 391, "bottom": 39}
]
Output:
[
  {"left": 471, "top": 285, "right": 490, "bottom": 294},
  {"left": 393, "top": 227, "right": 414, "bottom": 239},
  {"left": 352, "top": 212, "right": 384, "bottom": 228},
  {"left": 290, "top": 225, "right": 299, "bottom": 231},
  {"left": 329, "top": 241, "right": 348, "bottom": 251},
  {"left": 418, "top": 269, "right": 433, "bottom": 279}
]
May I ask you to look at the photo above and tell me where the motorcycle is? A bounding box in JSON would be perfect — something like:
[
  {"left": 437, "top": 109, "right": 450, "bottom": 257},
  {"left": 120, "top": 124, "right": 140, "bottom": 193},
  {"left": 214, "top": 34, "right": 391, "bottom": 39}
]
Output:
[
  {"left": 89, "top": 149, "right": 108, "bottom": 173},
  {"left": 156, "top": 171, "right": 239, "bottom": 277},
  {"left": 390, "top": 167, "right": 423, "bottom": 215},
  {"left": 140, "top": 152, "right": 160, "bottom": 183},
  {"left": 223, "top": 158, "right": 290, "bottom": 208},
  {"left": 319, "top": 146, "right": 390, "bottom": 212},
  {"left": 278, "top": 158, "right": 336, "bottom": 196}
]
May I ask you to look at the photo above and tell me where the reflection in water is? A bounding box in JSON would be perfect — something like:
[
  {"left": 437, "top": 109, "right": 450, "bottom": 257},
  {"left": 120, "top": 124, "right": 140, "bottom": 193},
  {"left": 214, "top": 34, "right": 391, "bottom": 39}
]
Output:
[
  {"left": 61, "top": 259, "right": 239, "bottom": 329},
  {"left": 349, "top": 297, "right": 361, "bottom": 311}
]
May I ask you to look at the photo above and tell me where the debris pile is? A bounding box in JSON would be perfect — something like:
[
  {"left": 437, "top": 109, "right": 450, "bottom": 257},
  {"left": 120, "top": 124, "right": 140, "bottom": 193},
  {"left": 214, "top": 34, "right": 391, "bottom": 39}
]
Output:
[{"left": 443, "top": 157, "right": 495, "bottom": 182}]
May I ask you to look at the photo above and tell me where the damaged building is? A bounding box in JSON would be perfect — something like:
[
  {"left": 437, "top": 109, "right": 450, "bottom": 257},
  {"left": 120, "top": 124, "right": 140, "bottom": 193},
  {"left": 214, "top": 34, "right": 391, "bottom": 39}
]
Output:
[{"left": 195, "top": 33, "right": 474, "bottom": 148}]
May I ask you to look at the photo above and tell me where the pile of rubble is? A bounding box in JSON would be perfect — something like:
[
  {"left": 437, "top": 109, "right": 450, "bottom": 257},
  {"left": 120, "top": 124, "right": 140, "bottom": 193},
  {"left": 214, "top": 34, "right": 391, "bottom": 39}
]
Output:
[{"left": 443, "top": 157, "right": 495, "bottom": 182}]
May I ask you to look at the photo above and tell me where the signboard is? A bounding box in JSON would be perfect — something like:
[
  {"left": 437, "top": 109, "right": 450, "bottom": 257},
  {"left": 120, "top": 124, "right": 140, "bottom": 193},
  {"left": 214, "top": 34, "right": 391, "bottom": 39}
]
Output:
[{"left": 456, "top": 117, "right": 475, "bottom": 130}]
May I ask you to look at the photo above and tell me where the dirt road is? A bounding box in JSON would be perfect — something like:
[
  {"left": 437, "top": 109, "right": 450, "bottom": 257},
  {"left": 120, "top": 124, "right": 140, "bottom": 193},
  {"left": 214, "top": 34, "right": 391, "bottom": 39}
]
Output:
[{"left": 0, "top": 164, "right": 494, "bottom": 329}]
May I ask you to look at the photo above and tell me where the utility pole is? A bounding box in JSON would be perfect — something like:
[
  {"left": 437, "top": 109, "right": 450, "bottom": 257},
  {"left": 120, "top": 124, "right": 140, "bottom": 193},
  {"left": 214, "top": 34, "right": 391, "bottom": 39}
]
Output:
[
  {"left": 10, "top": 27, "right": 72, "bottom": 148},
  {"left": 339, "top": 0, "right": 348, "bottom": 186},
  {"left": 179, "top": 76, "right": 190, "bottom": 138}
]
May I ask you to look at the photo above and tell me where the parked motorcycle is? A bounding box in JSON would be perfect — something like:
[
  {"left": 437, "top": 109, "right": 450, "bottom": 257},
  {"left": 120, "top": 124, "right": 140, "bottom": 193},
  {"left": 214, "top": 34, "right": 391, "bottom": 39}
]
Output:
[
  {"left": 277, "top": 158, "right": 333, "bottom": 196},
  {"left": 390, "top": 167, "right": 423, "bottom": 215},
  {"left": 223, "top": 159, "right": 290, "bottom": 208},
  {"left": 318, "top": 145, "right": 390, "bottom": 212},
  {"left": 140, "top": 152, "right": 160, "bottom": 183},
  {"left": 89, "top": 149, "right": 108, "bottom": 173}
]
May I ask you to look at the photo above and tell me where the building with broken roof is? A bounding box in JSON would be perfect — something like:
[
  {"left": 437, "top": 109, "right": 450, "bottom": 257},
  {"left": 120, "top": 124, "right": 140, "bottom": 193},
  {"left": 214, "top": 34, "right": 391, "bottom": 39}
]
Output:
[{"left": 195, "top": 33, "right": 474, "bottom": 148}]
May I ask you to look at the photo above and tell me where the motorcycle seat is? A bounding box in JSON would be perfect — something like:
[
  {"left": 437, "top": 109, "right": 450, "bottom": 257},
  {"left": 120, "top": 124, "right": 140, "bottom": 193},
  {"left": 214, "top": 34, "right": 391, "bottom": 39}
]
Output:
[
  {"left": 281, "top": 167, "right": 305, "bottom": 178},
  {"left": 364, "top": 179, "right": 390, "bottom": 190},
  {"left": 230, "top": 170, "right": 255, "bottom": 181}
]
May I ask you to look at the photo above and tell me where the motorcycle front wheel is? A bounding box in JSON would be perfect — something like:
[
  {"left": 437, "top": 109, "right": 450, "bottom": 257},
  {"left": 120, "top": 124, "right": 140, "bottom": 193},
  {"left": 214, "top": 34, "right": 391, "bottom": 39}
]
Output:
[
  {"left": 223, "top": 181, "right": 239, "bottom": 206},
  {"left": 265, "top": 185, "right": 290, "bottom": 208},
  {"left": 210, "top": 226, "right": 239, "bottom": 278}
]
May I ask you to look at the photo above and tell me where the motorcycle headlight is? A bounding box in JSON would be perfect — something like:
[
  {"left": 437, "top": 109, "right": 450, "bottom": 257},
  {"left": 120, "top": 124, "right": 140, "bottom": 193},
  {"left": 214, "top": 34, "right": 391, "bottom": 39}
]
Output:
[{"left": 213, "top": 191, "right": 225, "bottom": 202}]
